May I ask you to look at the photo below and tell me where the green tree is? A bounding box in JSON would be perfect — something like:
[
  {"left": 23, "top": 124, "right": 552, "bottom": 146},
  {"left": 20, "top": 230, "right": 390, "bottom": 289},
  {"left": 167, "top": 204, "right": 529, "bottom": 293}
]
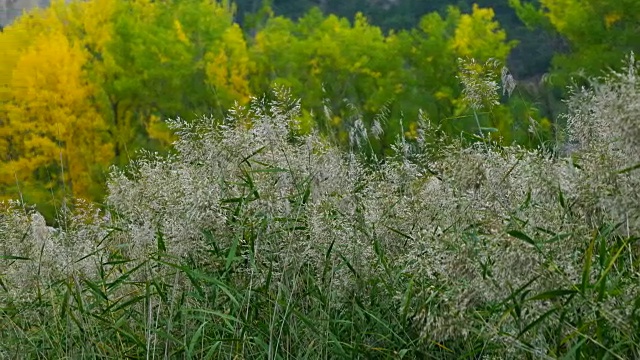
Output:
[
  {"left": 510, "top": 0, "right": 640, "bottom": 86},
  {"left": 252, "top": 8, "right": 405, "bottom": 151},
  {"left": 251, "top": 5, "right": 525, "bottom": 153},
  {"left": 0, "top": 0, "right": 251, "bottom": 217},
  {"left": 394, "top": 5, "right": 528, "bottom": 144}
]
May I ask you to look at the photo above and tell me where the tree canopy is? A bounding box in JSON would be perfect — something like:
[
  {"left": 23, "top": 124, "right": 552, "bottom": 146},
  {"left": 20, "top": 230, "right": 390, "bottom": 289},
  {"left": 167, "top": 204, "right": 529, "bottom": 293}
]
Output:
[{"left": 0, "top": 0, "right": 565, "bottom": 220}]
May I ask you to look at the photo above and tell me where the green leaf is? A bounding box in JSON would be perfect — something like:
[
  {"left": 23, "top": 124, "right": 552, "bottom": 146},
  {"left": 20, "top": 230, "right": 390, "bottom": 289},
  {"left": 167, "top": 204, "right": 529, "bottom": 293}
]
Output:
[
  {"left": 558, "top": 185, "right": 567, "bottom": 210},
  {"left": 594, "top": 236, "right": 636, "bottom": 299},
  {"left": 383, "top": 224, "right": 415, "bottom": 241},
  {"left": 225, "top": 236, "right": 239, "bottom": 273},
  {"left": 581, "top": 231, "right": 597, "bottom": 294},
  {"left": 507, "top": 230, "right": 540, "bottom": 251},
  {"left": 322, "top": 239, "right": 336, "bottom": 284},
  {"left": 401, "top": 278, "right": 414, "bottom": 325},
  {"left": 560, "top": 337, "right": 587, "bottom": 360},
  {"left": 338, "top": 253, "right": 359, "bottom": 279},
  {"left": 518, "top": 307, "right": 558, "bottom": 338},
  {"left": 240, "top": 146, "right": 265, "bottom": 165},
  {"left": 618, "top": 162, "right": 640, "bottom": 174},
  {"left": 528, "top": 289, "right": 577, "bottom": 301},
  {"left": 156, "top": 227, "right": 166, "bottom": 253},
  {"left": 0, "top": 255, "right": 31, "bottom": 261},
  {"left": 82, "top": 278, "right": 108, "bottom": 301},
  {"left": 542, "top": 233, "right": 571, "bottom": 244}
]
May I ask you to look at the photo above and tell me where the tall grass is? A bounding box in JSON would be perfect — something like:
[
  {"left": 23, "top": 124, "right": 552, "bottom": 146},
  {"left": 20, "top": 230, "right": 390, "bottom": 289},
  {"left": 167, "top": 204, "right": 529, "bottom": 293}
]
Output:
[{"left": 1, "top": 57, "right": 639, "bottom": 359}]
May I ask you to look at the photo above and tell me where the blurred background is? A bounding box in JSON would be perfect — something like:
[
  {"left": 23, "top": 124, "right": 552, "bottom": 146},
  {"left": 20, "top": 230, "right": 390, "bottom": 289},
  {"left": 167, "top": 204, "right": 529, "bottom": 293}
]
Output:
[{"left": 1, "top": 0, "right": 638, "bottom": 222}]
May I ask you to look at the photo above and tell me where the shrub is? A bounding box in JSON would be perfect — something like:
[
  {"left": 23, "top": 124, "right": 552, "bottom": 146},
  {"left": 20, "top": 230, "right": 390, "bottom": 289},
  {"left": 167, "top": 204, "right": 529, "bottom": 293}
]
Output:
[{"left": 0, "top": 58, "right": 638, "bottom": 358}]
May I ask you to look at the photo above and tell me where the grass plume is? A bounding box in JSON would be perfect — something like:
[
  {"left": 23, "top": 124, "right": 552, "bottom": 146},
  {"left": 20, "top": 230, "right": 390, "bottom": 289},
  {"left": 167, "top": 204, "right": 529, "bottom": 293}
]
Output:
[{"left": 1, "top": 56, "right": 639, "bottom": 358}]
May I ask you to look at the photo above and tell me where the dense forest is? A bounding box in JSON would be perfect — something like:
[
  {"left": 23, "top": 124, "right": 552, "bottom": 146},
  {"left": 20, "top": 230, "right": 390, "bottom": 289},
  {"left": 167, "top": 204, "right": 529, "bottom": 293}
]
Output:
[
  {"left": 1, "top": 0, "right": 639, "bottom": 219},
  {"left": 234, "top": 0, "right": 562, "bottom": 79},
  {"left": 1, "top": 0, "right": 560, "bottom": 77}
]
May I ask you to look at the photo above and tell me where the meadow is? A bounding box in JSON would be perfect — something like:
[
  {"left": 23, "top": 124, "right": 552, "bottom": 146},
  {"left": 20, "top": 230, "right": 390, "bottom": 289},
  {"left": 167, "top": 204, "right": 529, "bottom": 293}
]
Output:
[{"left": 0, "top": 55, "right": 639, "bottom": 358}]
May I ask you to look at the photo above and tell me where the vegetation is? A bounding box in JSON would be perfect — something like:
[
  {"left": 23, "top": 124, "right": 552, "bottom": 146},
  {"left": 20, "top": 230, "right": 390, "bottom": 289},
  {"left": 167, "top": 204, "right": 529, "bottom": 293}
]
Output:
[
  {"left": 0, "top": 0, "right": 638, "bottom": 357},
  {"left": 1, "top": 0, "right": 553, "bottom": 220},
  {"left": 510, "top": 0, "right": 640, "bottom": 87},
  {"left": 1, "top": 52, "right": 639, "bottom": 357},
  {"left": 0, "top": 0, "right": 250, "bottom": 214},
  {"left": 4, "top": 0, "right": 637, "bottom": 218}
]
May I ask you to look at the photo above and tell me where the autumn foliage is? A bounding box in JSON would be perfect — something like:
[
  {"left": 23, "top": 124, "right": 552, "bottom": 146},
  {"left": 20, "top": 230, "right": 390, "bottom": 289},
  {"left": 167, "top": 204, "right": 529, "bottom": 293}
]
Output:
[{"left": 0, "top": 0, "right": 529, "bottom": 217}]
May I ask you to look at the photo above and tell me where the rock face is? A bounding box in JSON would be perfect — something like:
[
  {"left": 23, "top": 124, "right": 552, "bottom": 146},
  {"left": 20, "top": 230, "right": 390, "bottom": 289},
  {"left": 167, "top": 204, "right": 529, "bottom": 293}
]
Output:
[{"left": 1, "top": 0, "right": 50, "bottom": 27}]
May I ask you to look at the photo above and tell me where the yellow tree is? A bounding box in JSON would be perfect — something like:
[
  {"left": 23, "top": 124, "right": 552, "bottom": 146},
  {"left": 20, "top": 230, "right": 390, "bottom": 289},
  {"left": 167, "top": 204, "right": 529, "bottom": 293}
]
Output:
[
  {"left": 205, "top": 23, "right": 254, "bottom": 110},
  {"left": 451, "top": 4, "right": 514, "bottom": 62},
  {"left": 1, "top": 0, "right": 250, "bottom": 216},
  {"left": 0, "top": 4, "right": 55, "bottom": 105},
  {"left": 0, "top": 26, "right": 112, "bottom": 210}
]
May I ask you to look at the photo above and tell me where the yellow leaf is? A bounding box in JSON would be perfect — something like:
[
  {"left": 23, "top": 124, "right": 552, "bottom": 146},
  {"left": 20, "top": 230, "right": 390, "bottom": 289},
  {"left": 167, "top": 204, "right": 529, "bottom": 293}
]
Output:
[{"left": 604, "top": 12, "right": 622, "bottom": 28}]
